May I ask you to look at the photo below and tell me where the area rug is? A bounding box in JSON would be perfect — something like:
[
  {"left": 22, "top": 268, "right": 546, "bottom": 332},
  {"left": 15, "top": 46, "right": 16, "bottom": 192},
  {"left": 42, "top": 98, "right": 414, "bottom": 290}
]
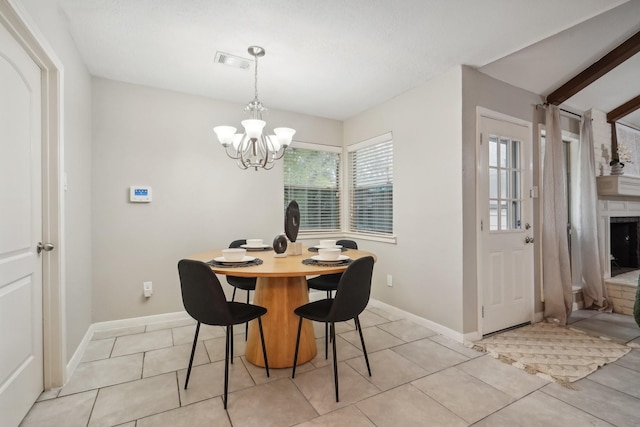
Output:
[{"left": 473, "top": 322, "right": 632, "bottom": 386}]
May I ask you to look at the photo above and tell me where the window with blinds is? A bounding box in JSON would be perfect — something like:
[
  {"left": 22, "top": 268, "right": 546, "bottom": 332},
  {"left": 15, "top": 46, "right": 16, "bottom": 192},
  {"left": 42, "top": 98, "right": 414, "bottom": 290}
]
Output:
[
  {"left": 348, "top": 135, "right": 393, "bottom": 235},
  {"left": 283, "top": 146, "right": 341, "bottom": 232}
]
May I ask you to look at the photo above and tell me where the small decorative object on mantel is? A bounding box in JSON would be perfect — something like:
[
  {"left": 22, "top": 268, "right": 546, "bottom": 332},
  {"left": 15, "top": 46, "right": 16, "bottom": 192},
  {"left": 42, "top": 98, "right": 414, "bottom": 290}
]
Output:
[
  {"left": 610, "top": 160, "right": 624, "bottom": 175},
  {"left": 610, "top": 124, "right": 633, "bottom": 176},
  {"left": 284, "top": 200, "right": 302, "bottom": 256}
]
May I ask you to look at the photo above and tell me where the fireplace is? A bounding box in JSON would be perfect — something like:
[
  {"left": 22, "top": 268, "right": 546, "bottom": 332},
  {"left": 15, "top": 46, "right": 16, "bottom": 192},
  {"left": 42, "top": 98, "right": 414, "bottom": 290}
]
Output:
[{"left": 610, "top": 216, "right": 640, "bottom": 276}]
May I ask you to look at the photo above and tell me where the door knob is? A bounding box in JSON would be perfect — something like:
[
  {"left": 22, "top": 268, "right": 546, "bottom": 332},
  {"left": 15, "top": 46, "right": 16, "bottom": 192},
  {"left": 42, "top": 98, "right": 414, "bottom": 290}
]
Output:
[
  {"left": 37, "top": 242, "right": 55, "bottom": 253},
  {"left": 524, "top": 236, "right": 534, "bottom": 244}
]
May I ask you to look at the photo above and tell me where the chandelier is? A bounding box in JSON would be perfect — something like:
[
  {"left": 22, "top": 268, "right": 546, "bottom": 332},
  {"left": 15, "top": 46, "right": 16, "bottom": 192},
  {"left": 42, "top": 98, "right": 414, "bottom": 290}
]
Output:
[{"left": 213, "top": 46, "right": 296, "bottom": 170}]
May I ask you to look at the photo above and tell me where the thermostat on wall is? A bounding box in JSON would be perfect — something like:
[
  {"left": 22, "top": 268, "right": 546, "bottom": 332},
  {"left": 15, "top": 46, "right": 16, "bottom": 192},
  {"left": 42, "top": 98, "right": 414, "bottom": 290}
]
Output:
[{"left": 130, "top": 185, "right": 152, "bottom": 202}]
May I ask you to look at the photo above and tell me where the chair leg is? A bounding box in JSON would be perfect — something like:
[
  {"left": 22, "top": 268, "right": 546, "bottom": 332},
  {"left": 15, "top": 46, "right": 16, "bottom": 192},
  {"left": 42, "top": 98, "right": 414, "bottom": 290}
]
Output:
[
  {"left": 184, "top": 321, "right": 201, "bottom": 389},
  {"left": 355, "top": 316, "right": 371, "bottom": 376},
  {"left": 229, "top": 325, "right": 234, "bottom": 365},
  {"left": 331, "top": 322, "right": 339, "bottom": 402},
  {"left": 257, "top": 317, "right": 270, "bottom": 378},
  {"left": 223, "top": 324, "right": 230, "bottom": 409},
  {"left": 231, "top": 286, "right": 237, "bottom": 302},
  {"left": 327, "top": 292, "right": 334, "bottom": 349},
  {"left": 245, "top": 290, "right": 250, "bottom": 341},
  {"left": 291, "top": 316, "right": 303, "bottom": 378},
  {"left": 324, "top": 322, "right": 329, "bottom": 359}
]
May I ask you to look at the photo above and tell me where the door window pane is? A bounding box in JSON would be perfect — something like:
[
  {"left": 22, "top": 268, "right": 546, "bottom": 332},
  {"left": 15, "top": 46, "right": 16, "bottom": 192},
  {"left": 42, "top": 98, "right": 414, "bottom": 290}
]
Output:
[
  {"left": 489, "top": 137, "right": 498, "bottom": 167},
  {"left": 489, "top": 168, "right": 498, "bottom": 199},
  {"left": 488, "top": 135, "right": 523, "bottom": 232},
  {"left": 500, "top": 170, "right": 508, "bottom": 199},
  {"left": 499, "top": 138, "right": 509, "bottom": 168}
]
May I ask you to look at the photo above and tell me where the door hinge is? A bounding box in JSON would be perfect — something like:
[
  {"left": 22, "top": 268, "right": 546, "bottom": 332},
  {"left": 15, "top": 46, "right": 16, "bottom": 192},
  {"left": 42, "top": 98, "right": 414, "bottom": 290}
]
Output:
[
  {"left": 482, "top": 306, "right": 485, "bottom": 318},
  {"left": 480, "top": 133, "right": 483, "bottom": 145},
  {"left": 480, "top": 220, "right": 483, "bottom": 231}
]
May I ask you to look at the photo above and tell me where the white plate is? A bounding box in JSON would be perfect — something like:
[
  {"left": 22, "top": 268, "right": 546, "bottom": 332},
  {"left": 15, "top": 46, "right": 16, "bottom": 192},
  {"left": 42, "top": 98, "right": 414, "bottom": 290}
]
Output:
[
  {"left": 311, "top": 255, "right": 350, "bottom": 262},
  {"left": 313, "top": 245, "right": 343, "bottom": 249},
  {"left": 213, "top": 256, "right": 256, "bottom": 263},
  {"left": 240, "top": 244, "right": 271, "bottom": 249}
]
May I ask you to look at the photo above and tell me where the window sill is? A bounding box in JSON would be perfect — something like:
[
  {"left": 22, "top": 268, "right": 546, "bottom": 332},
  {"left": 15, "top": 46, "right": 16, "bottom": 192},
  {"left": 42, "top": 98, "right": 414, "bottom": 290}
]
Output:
[
  {"left": 295, "top": 231, "right": 397, "bottom": 244},
  {"left": 343, "top": 232, "right": 397, "bottom": 244}
]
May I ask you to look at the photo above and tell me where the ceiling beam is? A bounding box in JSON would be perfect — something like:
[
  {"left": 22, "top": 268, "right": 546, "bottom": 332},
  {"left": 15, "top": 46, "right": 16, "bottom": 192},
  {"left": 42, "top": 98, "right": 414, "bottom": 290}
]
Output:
[
  {"left": 546, "top": 30, "right": 640, "bottom": 105},
  {"left": 607, "top": 94, "right": 640, "bottom": 123}
]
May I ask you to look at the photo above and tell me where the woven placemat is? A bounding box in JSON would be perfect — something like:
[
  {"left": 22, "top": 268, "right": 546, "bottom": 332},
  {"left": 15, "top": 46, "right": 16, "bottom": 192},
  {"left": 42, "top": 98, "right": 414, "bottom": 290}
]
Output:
[
  {"left": 244, "top": 246, "right": 273, "bottom": 252},
  {"left": 302, "top": 258, "right": 352, "bottom": 267},
  {"left": 207, "top": 258, "right": 263, "bottom": 268},
  {"left": 307, "top": 247, "right": 348, "bottom": 253}
]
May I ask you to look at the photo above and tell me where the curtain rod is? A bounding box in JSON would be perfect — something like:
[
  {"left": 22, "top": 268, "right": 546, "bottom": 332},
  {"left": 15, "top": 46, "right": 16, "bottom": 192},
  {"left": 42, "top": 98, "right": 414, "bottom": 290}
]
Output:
[{"left": 535, "top": 103, "right": 582, "bottom": 119}]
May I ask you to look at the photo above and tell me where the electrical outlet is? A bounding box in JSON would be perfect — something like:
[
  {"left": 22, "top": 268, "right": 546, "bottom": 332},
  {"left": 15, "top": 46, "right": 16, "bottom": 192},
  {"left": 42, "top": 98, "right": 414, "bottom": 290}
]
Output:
[
  {"left": 143, "top": 281, "right": 153, "bottom": 298},
  {"left": 387, "top": 274, "right": 393, "bottom": 287}
]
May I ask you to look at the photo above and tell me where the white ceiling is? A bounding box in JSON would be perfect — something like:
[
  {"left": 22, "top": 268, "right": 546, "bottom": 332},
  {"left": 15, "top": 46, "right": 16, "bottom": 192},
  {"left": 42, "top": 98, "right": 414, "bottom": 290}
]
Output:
[{"left": 58, "top": 0, "right": 639, "bottom": 127}]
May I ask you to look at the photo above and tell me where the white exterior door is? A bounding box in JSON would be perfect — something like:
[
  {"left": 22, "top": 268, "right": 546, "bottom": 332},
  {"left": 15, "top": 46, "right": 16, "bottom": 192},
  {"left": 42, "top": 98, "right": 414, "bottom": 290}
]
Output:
[
  {"left": 478, "top": 114, "right": 534, "bottom": 335},
  {"left": 0, "top": 21, "right": 43, "bottom": 427}
]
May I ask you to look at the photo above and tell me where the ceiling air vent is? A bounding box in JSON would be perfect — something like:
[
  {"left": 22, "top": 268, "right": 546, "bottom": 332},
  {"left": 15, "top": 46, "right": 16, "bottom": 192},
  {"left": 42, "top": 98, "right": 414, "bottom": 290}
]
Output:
[{"left": 214, "top": 51, "right": 251, "bottom": 69}]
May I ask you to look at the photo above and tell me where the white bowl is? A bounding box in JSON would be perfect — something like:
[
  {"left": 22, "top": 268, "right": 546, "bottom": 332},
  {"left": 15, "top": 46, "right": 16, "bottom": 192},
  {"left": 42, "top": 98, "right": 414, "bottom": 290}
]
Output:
[
  {"left": 222, "top": 248, "right": 246, "bottom": 261},
  {"left": 319, "top": 239, "right": 337, "bottom": 247},
  {"left": 317, "top": 248, "right": 341, "bottom": 261},
  {"left": 246, "top": 239, "right": 263, "bottom": 247}
]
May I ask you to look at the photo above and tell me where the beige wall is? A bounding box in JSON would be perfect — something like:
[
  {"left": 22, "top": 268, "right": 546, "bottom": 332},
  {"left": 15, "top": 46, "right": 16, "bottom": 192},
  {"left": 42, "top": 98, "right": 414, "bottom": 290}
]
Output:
[
  {"left": 344, "top": 66, "right": 547, "bottom": 336},
  {"left": 344, "top": 67, "right": 465, "bottom": 333},
  {"left": 12, "top": 0, "right": 560, "bottom": 344},
  {"left": 19, "top": 0, "right": 93, "bottom": 363},
  {"left": 91, "top": 78, "right": 342, "bottom": 321},
  {"left": 590, "top": 108, "right": 612, "bottom": 175}
]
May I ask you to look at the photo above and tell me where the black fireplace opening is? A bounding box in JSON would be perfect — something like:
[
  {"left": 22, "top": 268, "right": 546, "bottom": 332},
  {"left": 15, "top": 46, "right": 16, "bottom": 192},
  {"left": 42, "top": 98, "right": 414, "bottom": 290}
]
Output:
[{"left": 610, "top": 216, "right": 640, "bottom": 276}]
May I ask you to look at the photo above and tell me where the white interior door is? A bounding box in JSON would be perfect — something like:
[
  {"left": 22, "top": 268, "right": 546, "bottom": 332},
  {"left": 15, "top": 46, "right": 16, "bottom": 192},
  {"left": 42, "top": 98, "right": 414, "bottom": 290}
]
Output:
[
  {"left": 0, "top": 22, "right": 43, "bottom": 427},
  {"left": 478, "top": 114, "right": 533, "bottom": 335}
]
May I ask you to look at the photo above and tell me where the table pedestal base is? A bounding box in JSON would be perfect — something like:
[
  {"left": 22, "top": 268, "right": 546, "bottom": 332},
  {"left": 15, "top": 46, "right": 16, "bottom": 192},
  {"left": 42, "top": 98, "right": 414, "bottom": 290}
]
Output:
[{"left": 245, "top": 276, "right": 317, "bottom": 368}]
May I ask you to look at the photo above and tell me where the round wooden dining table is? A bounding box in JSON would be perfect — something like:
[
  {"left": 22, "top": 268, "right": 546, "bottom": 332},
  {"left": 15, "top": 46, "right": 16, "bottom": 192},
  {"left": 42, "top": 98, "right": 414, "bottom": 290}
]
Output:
[{"left": 187, "top": 247, "right": 376, "bottom": 368}]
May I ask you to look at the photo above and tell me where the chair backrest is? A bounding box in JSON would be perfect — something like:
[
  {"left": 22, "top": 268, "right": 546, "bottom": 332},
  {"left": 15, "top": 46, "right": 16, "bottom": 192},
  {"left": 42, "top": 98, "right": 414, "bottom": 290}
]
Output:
[
  {"left": 336, "top": 239, "right": 358, "bottom": 250},
  {"left": 178, "top": 259, "right": 233, "bottom": 326},
  {"left": 328, "top": 256, "right": 374, "bottom": 322},
  {"left": 229, "top": 239, "right": 246, "bottom": 248}
]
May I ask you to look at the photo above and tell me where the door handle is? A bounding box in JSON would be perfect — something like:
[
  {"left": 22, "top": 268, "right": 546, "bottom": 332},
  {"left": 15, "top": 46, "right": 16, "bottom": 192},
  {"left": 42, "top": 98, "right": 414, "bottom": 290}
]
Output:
[
  {"left": 525, "top": 223, "right": 531, "bottom": 230},
  {"left": 37, "top": 242, "right": 55, "bottom": 254},
  {"left": 524, "top": 236, "right": 534, "bottom": 244}
]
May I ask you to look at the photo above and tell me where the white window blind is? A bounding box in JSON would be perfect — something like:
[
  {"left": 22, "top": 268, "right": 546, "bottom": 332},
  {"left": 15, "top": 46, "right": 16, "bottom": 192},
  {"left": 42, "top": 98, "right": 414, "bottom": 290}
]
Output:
[
  {"left": 348, "top": 136, "right": 393, "bottom": 235},
  {"left": 284, "top": 146, "right": 341, "bottom": 232}
]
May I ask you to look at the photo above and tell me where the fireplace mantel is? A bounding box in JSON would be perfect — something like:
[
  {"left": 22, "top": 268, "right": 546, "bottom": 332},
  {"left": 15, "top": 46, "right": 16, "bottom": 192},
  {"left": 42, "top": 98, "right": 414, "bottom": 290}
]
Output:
[{"left": 597, "top": 175, "right": 640, "bottom": 198}]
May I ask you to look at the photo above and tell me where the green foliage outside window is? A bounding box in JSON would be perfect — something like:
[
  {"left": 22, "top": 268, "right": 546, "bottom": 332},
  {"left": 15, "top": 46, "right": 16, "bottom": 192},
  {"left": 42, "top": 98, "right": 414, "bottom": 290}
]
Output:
[{"left": 284, "top": 148, "right": 340, "bottom": 232}]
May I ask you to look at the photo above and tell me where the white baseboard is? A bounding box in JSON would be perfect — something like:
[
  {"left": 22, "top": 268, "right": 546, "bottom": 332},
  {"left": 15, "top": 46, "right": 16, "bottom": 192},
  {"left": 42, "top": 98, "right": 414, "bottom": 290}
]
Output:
[
  {"left": 64, "top": 311, "right": 191, "bottom": 386},
  {"left": 91, "top": 311, "right": 191, "bottom": 332},
  {"left": 64, "top": 301, "right": 538, "bottom": 385},
  {"left": 367, "top": 299, "right": 467, "bottom": 343},
  {"left": 65, "top": 324, "right": 95, "bottom": 384}
]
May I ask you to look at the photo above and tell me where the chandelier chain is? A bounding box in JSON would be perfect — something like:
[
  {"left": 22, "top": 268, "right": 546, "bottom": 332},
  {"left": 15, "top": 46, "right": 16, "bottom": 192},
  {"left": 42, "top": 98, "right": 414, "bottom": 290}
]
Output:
[{"left": 253, "top": 53, "right": 259, "bottom": 102}]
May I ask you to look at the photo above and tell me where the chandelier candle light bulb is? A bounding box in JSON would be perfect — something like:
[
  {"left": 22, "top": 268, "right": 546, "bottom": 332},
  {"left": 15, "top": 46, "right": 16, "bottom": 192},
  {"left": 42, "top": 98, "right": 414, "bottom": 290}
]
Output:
[{"left": 213, "top": 46, "right": 296, "bottom": 170}]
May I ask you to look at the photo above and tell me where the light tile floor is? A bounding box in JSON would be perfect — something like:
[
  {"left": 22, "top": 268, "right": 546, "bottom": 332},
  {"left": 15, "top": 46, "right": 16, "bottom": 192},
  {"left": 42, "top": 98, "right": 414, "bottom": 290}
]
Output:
[{"left": 21, "top": 308, "right": 640, "bottom": 426}]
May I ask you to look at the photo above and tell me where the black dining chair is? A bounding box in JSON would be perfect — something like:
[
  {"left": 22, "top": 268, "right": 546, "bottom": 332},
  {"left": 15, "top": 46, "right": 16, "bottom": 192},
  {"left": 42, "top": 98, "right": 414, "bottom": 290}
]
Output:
[
  {"left": 306, "top": 239, "right": 358, "bottom": 358},
  {"left": 178, "top": 259, "right": 269, "bottom": 410},
  {"left": 226, "top": 239, "right": 257, "bottom": 340},
  {"left": 292, "top": 256, "right": 374, "bottom": 402}
]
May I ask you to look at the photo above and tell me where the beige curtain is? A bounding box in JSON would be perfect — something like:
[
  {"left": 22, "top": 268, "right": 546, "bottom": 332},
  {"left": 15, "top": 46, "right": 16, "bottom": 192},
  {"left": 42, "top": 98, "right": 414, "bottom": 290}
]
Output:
[
  {"left": 542, "top": 105, "right": 573, "bottom": 324},
  {"left": 576, "top": 111, "right": 609, "bottom": 309}
]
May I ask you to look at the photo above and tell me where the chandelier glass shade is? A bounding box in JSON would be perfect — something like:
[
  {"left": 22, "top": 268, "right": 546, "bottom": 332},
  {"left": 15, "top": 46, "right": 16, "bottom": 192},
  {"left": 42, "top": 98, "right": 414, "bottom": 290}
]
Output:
[{"left": 213, "top": 46, "right": 296, "bottom": 170}]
